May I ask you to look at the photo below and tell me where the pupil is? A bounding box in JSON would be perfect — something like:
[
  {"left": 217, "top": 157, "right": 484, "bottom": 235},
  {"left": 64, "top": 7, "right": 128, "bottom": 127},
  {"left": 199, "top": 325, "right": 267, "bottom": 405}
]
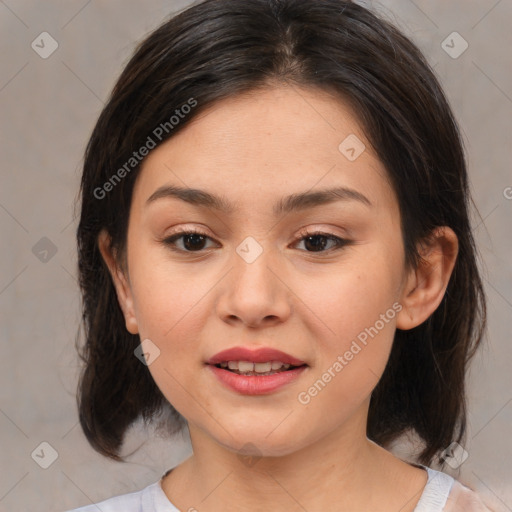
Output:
[
  {"left": 304, "top": 235, "right": 327, "bottom": 252},
  {"left": 184, "top": 233, "right": 206, "bottom": 251},
  {"left": 182, "top": 234, "right": 329, "bottom": 252}
]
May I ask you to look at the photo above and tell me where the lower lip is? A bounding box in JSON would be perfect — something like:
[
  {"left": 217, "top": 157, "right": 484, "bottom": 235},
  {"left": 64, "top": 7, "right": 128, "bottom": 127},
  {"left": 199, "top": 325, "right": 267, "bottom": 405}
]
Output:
[{"left": 207, "top": 365, "right": 308, "bottom": 395}]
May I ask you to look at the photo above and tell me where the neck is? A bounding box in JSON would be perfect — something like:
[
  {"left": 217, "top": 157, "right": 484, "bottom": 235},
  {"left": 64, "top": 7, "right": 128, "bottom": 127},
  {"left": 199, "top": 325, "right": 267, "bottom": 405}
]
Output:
[{"left": 161, "top": 404, "right": 427, "bottom": 511}]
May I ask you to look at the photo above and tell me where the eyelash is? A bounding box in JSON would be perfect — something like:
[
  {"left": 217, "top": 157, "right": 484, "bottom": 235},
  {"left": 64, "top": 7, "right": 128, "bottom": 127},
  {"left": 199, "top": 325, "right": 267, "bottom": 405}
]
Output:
[{"left": 161, "top": 227, "right": 350, "bottom": 255}]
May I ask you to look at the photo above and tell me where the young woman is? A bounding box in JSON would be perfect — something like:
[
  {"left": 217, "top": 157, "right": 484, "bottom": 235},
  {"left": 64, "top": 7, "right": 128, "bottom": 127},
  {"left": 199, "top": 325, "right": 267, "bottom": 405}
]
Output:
[{"left": 68, "top": 0, "right": 492, "bottom": 510}]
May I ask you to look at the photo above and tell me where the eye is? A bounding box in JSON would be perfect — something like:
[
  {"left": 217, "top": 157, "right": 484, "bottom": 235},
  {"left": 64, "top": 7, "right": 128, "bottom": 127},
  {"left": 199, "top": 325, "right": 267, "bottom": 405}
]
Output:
[
  {"left": 162, "top": 228, "right": 217, "bottom": 253},
  {"left": 161, "top": 228, "right": 350, "bottom": 254},
  {"left": 293, "top": 228, "right": 350, "bottom": 253}
]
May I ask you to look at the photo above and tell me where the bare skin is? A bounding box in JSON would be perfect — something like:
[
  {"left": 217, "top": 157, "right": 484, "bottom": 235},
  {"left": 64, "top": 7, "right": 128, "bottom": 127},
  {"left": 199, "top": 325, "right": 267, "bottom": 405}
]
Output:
[{"left": 99, "top": 84, "right": 458, "bottom": 511}]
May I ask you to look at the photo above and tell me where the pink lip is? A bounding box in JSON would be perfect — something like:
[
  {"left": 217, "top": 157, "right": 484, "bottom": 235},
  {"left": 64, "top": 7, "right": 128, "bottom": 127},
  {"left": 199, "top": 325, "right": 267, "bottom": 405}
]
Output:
[
  {"left": 206, "top": 346, "right": 306, "bottom": 366},
  {"left": 205, "top": 346, "right": 308, "bottom": 395},
  {"left": 207, "top": 365, "right": 308, "bottom": 395}
]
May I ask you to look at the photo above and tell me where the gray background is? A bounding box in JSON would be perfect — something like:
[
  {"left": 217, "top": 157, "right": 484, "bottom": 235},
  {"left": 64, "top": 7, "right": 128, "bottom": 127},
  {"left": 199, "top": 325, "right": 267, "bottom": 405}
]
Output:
[{"left": 0, "top": 0, "right": 511, "bottom": 510}]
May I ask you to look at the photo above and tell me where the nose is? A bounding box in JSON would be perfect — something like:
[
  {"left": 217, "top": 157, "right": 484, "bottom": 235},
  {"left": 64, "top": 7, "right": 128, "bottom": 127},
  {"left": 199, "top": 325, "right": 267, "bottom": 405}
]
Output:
[{"left": 215, "top": 243, "right": 292, "bottom": 329}]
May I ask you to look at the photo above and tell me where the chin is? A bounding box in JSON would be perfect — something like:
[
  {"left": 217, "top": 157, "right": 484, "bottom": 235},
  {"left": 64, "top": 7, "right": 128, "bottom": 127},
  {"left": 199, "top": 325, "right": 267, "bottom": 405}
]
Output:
[{"left": 215, "top": 428, "right": 307, "bottom": 459}]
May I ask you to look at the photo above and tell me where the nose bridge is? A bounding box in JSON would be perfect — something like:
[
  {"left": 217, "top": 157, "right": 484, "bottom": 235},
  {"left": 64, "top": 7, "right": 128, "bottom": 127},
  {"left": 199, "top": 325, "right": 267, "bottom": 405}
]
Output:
[
  {"left": 217, "top": 233, "right": 291, "bottom": 327},
  {"left": 233, "top": 234, "right": 278, "bottom": 297}
]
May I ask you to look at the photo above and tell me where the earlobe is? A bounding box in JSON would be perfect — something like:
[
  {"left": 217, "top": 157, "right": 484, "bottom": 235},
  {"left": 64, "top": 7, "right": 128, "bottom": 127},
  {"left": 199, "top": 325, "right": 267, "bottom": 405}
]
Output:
[
  {"left": 97, "top": 229, "right": 139, "bottom": 335},
  {"left": 396, "top": 226, "right": 458, "bottom": 331}
]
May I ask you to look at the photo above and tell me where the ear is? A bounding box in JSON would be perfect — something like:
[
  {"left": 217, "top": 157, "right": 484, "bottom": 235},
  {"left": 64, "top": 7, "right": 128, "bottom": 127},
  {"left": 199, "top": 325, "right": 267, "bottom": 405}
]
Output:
[
  {"left": 97, "top": 229, "right": 139, "bottom": 335},
  {"left": 396, "top": 226, "right": 459, "bottom": 330}
]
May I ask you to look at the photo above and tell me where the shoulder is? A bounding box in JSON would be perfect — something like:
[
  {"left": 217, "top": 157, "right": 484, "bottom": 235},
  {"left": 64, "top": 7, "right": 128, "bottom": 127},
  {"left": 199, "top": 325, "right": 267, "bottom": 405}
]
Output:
[
  {"left": 443, "top": 479, "right": 494, "bottom": 512},
  {"left": 64, "top": 481, "right": 160, "bottom": 512},
  {"left": 413, "top": 466, "right": 494, "bottom": 512}
]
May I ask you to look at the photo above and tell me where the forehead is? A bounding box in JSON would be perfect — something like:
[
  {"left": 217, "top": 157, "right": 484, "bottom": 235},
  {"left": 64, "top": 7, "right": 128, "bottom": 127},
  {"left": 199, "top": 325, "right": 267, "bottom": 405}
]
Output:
[{"left": 132, "top": 85, "right": 397, "bottom": 217}]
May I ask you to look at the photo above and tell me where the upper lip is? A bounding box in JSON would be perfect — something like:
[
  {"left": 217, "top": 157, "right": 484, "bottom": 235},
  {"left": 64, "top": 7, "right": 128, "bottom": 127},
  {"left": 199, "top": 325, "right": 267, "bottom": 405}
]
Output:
[{"left": 206, "top": 347, "right": 306, "bottom": 366}]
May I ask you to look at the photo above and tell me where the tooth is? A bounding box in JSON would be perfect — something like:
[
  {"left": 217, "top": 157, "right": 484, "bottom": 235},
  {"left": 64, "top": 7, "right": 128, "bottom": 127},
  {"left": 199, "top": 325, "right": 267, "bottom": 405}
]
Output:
[
  {"left": 271, "top": 361, "right": 283, "bottom": 370},
  {"left": 220, "top": 362, "right": 228, "bottom": 368},
  {"left": 227, "top": 361, "right": 238, "bottom": 370},
  {"left": 238, "top": 361, "right": 255, "bottom": 372},
  {"left": 283, "top": 363, "right": 290, "bottom": 370},
  {"left": 254, "top": 362, "right": 272, "bottom": 373}
]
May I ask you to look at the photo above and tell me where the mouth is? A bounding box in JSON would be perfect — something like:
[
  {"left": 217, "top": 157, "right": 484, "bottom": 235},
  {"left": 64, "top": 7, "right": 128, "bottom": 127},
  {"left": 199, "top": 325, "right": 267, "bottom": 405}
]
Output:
[
  {"left": 211, "top": 360, "right": 307, "bottom": 376},
  {"left": 206, "top": 346, "right": 307, "bottom": 367},
  {"left": 205, "top": 346, "right": 309, "bottom": 395}
]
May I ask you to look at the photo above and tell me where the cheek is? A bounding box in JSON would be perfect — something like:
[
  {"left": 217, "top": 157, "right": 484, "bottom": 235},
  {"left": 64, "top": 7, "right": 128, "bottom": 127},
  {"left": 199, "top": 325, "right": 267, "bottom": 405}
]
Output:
[
  {"left": 129, "top": 249, "right": 210, "bottom": 342},
  {"left": 130, "top": 267, "right": 206, "bottom": 415},
  {"left": 293, "top": 254, "right": 400, "bottom": 400},
  {"left": 294, "top": 252, "right": 400, "bottom": 347},
  {"left": 126, "top": 249, "right": 223, "bottom": 399}
]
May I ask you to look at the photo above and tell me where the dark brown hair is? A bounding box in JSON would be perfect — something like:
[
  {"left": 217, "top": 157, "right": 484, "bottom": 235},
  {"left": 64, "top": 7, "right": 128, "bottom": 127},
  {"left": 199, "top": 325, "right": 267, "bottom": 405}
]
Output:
[{"left": 75, "top": 0, "right": 487, "bottom": 465}]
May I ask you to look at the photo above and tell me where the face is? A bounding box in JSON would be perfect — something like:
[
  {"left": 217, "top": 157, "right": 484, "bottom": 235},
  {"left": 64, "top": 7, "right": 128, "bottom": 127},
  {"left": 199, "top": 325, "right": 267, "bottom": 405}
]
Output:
[{"left": 104, "top": 86, "right": 415, "bottom": 458}]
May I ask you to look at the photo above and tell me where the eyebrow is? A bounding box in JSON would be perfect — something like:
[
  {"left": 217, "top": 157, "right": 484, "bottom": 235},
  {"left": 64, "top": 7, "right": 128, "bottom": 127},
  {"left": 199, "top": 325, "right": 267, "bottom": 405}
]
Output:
[{"left": 145, "top": 184, "right": 372, "bottom": 216}]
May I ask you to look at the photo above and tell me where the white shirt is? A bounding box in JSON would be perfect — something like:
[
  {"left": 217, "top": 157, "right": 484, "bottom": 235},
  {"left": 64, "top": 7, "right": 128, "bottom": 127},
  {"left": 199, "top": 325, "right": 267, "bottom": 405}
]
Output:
[{"left": 66, "top": 466, "right": 492, "bottom": 511}]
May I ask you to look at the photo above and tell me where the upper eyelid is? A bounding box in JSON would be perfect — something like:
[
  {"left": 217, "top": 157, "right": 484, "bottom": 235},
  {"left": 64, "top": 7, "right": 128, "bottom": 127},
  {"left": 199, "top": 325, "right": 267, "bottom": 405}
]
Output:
[
  {"left": 163, "top": 228, "right": 349, "bottom": 251},
  {"left": 162, "top": 231, "right": 347, "bottom": 257},
  {"left": 165, "top": 226, "right": 347, "bottom": 240}
]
